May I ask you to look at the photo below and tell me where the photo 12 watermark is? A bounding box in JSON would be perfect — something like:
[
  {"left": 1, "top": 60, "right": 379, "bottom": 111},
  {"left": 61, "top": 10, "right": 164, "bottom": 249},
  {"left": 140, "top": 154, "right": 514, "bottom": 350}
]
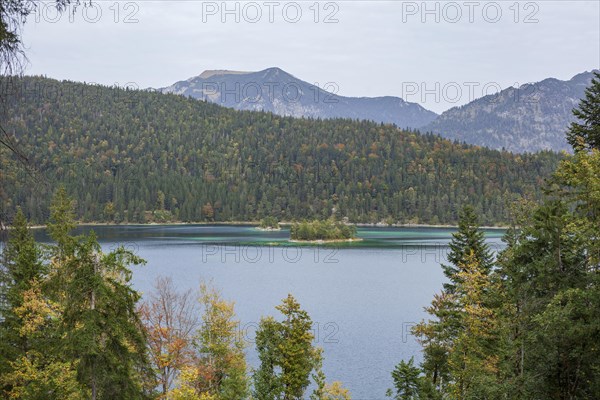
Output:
[
  {"left": 200, "top": 243, "right": 341, "bottom": 264},
  {"left": 34, "top": 1, "right": 141, "bottom": 24},
  {"left": 400, "top": 80, "right": 541, "bottom": 106},
  {"left": 199, "top": 1, "right": 340, "bottom": 24},
  {"left": 398, "top": 241, "right": 505, "bottom": 265},
  {"left": 195, "top": 80, "right": 340, "bottom": 105},
  {"left": 400, "top": 1, "right": 540, "bottom": 24},
  {"left": 239, "top": 320, "right": 340, "bottom": 344}
]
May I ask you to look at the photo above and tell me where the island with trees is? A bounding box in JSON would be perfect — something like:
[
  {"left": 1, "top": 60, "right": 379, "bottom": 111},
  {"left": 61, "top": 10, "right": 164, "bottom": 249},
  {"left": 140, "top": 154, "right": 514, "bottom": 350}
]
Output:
[
  {"left": 289, "top": 219, "right": 360, "bottom": 243},
  {"left": 257, "top": 216, "right": 281, "bottom": 231}
]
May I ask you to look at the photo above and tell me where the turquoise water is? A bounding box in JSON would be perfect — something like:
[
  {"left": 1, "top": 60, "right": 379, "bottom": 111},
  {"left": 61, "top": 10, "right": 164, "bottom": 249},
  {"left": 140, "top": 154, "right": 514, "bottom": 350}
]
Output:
[{"left": 33, "top": 224, "right": 506, "bottom": 399}]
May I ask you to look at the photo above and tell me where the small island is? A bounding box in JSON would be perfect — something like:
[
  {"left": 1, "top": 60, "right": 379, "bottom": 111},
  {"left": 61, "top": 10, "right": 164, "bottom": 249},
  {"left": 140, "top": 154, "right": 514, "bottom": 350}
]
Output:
[
  {"left": 257, "top": 216, "right": 281, "bottom": 231},
  {"left": 289, "top": 219, "right": 360, "bottom": 243}
]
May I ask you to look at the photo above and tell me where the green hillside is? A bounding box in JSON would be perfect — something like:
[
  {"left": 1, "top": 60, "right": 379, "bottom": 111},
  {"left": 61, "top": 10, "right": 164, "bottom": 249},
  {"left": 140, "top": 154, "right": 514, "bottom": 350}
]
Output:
[{"left": 1, "top": 76, "right": 561, "bottom": 225}]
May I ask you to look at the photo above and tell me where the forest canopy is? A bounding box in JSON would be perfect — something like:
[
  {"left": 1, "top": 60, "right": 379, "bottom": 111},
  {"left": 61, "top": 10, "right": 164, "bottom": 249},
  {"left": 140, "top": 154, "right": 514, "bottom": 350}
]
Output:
[{"left": 1, "top": 76, "right": 562, "bottom": 226}]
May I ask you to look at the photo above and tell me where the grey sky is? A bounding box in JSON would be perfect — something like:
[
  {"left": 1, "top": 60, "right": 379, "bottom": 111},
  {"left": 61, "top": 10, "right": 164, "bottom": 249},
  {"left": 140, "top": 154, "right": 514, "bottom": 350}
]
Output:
[{"left": 23, "top": 0, "right": 600, "bottom": 113}]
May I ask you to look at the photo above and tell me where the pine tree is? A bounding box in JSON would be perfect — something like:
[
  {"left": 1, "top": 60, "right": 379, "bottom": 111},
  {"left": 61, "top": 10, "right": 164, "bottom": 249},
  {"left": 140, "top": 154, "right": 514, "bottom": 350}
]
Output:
[
  {"left": 413, "top": 207, "right": 498, "bottom": 399},
  {"left": 0, "top": 207, "right": 87, "bottom": 399},
  {"left": 47, "top": 186, "right": 77, "bottom": 250},
  {"left": 276, "top": 294, "right": 316, "bottom": 399},
  {"left": 448, "top": 252, "right": 506, "bottom": 400},
  {"left": 310, "top": 348, "right": 351, "bottom": 400}
]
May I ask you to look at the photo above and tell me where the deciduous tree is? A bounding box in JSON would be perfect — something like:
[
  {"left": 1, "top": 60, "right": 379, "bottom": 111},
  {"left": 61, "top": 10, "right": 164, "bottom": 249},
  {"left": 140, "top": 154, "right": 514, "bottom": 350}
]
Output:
[{"left": 139, "top": 276, "right": 200, "bottom": 397}]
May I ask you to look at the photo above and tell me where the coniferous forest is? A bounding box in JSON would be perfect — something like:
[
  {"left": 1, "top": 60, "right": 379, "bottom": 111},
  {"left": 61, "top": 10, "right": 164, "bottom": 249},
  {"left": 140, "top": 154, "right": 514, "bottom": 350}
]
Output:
[{"left": 0, "top": 76, "right": 562, "bottom": 226}]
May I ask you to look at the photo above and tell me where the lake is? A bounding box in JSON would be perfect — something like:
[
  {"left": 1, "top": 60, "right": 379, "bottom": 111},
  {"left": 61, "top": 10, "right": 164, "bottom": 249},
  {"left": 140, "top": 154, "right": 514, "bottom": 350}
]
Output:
[{"left": 34, "top": 224, "right": 506, "bottom": 399}]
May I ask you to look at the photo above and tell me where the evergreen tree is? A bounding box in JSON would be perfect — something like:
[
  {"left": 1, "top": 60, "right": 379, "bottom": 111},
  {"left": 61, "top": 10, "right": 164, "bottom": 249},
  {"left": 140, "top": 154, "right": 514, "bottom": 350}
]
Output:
[
  {"left": 253, "top": 317, "right": 283, "bottom": 400},
  {"left": 310, "top": 348, "right": 327, "bottom": 400},
  {"left": 253, "top": 294, "right": 320, "bottom": 400},
  {"left": 310, "top": 348, "right": 352, "bottom": 400},
  {"left": 0, "top": 206, "right": 87, "bottom": 399},
  {"left": 48, "top": 189, "right": 151, "bottom": 400},
  {"left": 442, "top": 206, "right": 493, "bottom": 294},
  {"left": 0, "top": 208, "right": 45, "bottom": 369},
  {"left": 448, "top": 252, "right": 508, "bottom": 399},
  {"left": 498, "top": 201, "right": 597, "bottom": 398},
  {"left": 413, "top": 207, "right": 502, "bottom": 399},
  {"left": 388, "top": 357, "right": 421, "bottom": 400},
  {"left": 412, "top": 293, "right": 453, "bottom": 393},
  {"left": 567, "top": 72, "right": 600, "bottom": 152},
  {"left": 276, "top": 294, "right": 317, "bottom": 399}
]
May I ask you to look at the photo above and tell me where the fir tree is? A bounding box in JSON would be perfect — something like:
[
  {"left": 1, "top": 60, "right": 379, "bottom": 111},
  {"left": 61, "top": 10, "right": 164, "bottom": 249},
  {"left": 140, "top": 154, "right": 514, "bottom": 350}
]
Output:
[
  {"left": 442, "top": 206, "right": 493, "bottom": 294},
  {"left": 253, "top": 294, "right": 319, "bottom": 400},
  {"left": 0, "top": 208, "right": 46, "bottom": 387},
  {"left": 567, "top": 72, "right": 600, "bottom": 152},
  {"left": 388, "top": 357, "right": 421, "bottom": 400},
  {"left": 48, "top": 189, "right": 150, "bottom": 400}
]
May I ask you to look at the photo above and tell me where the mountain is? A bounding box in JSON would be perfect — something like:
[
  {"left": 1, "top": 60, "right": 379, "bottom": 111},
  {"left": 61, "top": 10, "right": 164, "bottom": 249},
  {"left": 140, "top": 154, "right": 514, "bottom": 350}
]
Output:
[
  {"left": 161, "top": 68, "right": 599, "bottom": 153},
  {"left": 160, "top": 67, "right": 438, "bottom": 129},
  {"left": 1, "top": 76, "right": 561, "bottom": 226},
  {"left": 423, "top": 71, "right": 599, "bottom": 153}
]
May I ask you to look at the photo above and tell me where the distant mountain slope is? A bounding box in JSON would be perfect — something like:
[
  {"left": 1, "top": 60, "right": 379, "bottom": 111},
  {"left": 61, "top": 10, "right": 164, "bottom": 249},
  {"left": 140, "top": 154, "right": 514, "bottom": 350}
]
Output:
[
  {"left": 1, "top": 76, "right": 562, "bottom": 226},
  {"left": 423, "top": 71, "right": 598, "bottom": 153},
  {"left": 160, "top": 67, "right": 438, "bottom": 129}
]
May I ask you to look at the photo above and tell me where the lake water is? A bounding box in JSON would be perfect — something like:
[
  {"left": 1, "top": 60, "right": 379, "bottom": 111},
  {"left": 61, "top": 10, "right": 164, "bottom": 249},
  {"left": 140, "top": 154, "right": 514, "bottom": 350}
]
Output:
[{"left": 34, "top": 224, "right": 506, "bottom": 399}]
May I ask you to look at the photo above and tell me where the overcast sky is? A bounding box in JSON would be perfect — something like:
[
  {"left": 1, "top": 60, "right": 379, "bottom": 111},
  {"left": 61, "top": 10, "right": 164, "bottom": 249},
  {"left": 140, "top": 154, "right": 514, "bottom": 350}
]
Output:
[{"left": 22, "top": 0, "right": 600, "bottom": 113}]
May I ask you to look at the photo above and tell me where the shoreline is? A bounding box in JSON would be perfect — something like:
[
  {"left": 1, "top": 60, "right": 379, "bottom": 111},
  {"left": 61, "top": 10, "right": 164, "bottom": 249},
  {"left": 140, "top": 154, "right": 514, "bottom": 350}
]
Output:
[
  {"left": 289, "top": 238, "right": 364, "bottom": 244},
  {"left": 17, "top": 221, "right": 509, "bottom": 230},
  {"left": 255, "top": 226, "right": 282, "bottom": 231}
]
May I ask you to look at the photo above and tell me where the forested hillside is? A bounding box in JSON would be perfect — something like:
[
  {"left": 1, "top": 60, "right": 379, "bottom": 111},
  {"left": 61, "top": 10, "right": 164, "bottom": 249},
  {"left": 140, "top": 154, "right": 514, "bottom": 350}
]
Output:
[{"left": 1, "top": 76, "right": 561, "bottom": 225}]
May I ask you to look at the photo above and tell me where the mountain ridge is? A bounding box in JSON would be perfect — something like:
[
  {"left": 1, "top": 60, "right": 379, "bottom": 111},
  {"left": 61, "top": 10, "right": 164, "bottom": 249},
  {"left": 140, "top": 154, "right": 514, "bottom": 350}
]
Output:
[
  {"left": 160, "top": 67, "right": 439, "bottom": 129},
  {"left": 424, "top": 70, "right": 599, "bottom": 153},
  {"left": 161, "top": 67, "right": 598, "bottom": 153}
]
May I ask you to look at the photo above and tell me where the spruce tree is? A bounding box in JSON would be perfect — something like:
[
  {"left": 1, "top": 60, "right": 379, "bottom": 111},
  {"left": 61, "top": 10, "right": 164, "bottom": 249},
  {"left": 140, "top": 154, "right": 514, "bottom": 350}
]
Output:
[
  {"left": 442, "top": 205, "right": 493, "bottom": 294},
  {"left": 567, "top": 72, "right": 600, "bottom": 152},
  {"left": 498, "top": 201, "right": 594, "bottom": 398},
  {"left": 389, "top": 357, "right": 421, "bottom": 400},
  {"left": 0, "top": 207, "right": 87, "bottom": 399},
  {"left": 252, "top": 294, "right": 319, "bottom": 400},
  {"left": 253, "top": 317, "right": 283, "bottom": 400},
  {"left": 0, "top": 208, "right": 45, "bottom": 381},
  {"left": 48, "top": 189, "right": 150, "bottom": 400}
]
